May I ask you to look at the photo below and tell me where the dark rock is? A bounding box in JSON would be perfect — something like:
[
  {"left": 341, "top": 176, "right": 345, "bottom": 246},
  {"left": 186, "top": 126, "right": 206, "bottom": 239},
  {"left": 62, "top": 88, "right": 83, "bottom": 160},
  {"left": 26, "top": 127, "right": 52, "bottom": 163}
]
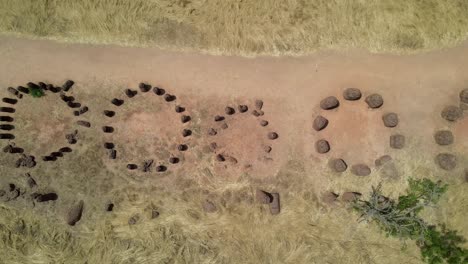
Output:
[
  {"left": 0, "top": 116, "right": 14, "bottom": 122},
  {"left": 138, "top": 83, "right": 151, "bottom": 92},
  {"left": 65, "top": 130, "right": 78, "bottom": 144},
  {"left": 178, "top": 144, "right": 188, "bottom": 151},
  {"left": 441, "top": 106, "right": 462, "bottom": 122},
  {"left": 111, "top": 98, "right": 124, "bottom": 106},
  {"left": 269, "top": 193, "right": 280, "bottom": 215},
  {"left": 60, "top": 93, "right": 74, "bottom": 102},
  {"left": 320, "top": 96, "right": 339, "bottom": 110},
  {"left": 106, "top": 203, "right": 114, "bottom": 212},
  {"left": 263, "top": 145, "right": 272, "bottom": 153},
  {"left": 322, "top": 191, "right": 339, "bottom": 205},
  {"left": 252, "top": 110, "right": 264, "bottom": 117},
  {"left": 351, "top": 164, "right": 371, "bottom": 176},
  {"left": 142, "top": 160, "right": 154, "bottom": 172},
  {"left": 225, "top": 107, "right": 235, "bottom": 115},
  {"left": 182, "top": 129, "right": 192, "bottom": 137},
  {"left": 67, "top": 101, "right": 81, "bottom": 108},
  {"left": 36, "top": 193, "right": 58, "bottom": 202},
  {"left": 0, "top": 133, "right": 15, "bottom": 139},
  {"left": 77, "top": 120, "right": 91, "bottom": 128},
  {"left": 38, "top": 82, "right": 47, "bottom": 90},
  {"left": 48, "top": 85, "right": 61, "bottom": 93},
  {"left": 0, "top": 107, "right": 15, "bottom": 113},
  {"left": 315, "top": 139, "right": 330, "bottom": 153},
  {"left": 51, "top": 152, "right": 63, "bottom": 158},
  {"left": 125, "top": 89, "right": 138, "bottom": 98},
  {"left": 343, "top": 88, "right": 362, "bottom": 101},
  {"left": 390, "top": 134, "right": 405, "bottom": 149},
  {"left": 267, "top": 132, "right": 279, "bottom": 140},
  {"left": 153, "top": 87, "right": 165, "bottom": 96},
  {"left": 0, "top": 124, "right": 14, "bottom": 131},
  {"left": 79, "top": 106, "right": 89, "bottom": 115},
  {"left": 103, "top": 110, "right": 115, "bottom": 117},
  {"left": 103, "top": 142, "right": 115, "bottom": 149},
  {"left": 202, "top": 200, "right": 217, "bottom": 213},
  {"left": 181, "top": 115, "right": 191, "bottom": 123},
  {"left": 459, "top": 89, "right": 468, "bottom": 103},
  {"left": 434, "top": 130, "right": 454, "bottom": 145},
  {"left": 151, "top": 210, "right": 160, "bottom": 219},
  {"left": 155, "top": 165, "right": 167, "bottom": 172},
  {"left": 59, "top": 147, "right": 72, "bottom": 153},
  {"left": 73, "top": 111, "right": 80, "bottom": 116},
  {"left": 7, "top": 87, "right": 22, "bottom": 98},
  {"left": 382, "top": 113, "right": 399, "bottom": 127},
  {"left": 62, "top": 80, "right": 75, "bottom": 92},
  {"left": 175, "top": 105, "right": 185, "bottom": 113},
  {"left": 435, "top": 153, "right": 457, "bottom": 170},
  {"left": 216, "top": 154, "right": 225, "bottom": 162},
  {"left": 329, "top": 158, "right": 347, "bottom": 172},
  {"left": 169, "top": 157, "right": 180, "bottom": 164},
  {"left": 313, "top": 115, "right": 329, "bottom": 131},
  {"left": 66, "top": 200, "right": 84, "bottom": 226},
  {"left": 341, "top": 192, "right": 362, "bottom": 202},
  {"left": 164, "top": 94, "right": 176, "bottom": 102},
  {"left": 208, "top": 128, "right": 217, "bottom": 136},
  {"left": 15, "top": 155, "right": 36, "bottom": 168},
  {"left": 365, "top": 94, "right": 384, "bottom": 108},
  {"left": 17, "top": 86, "right": 29, "bottom": 94},
  {"left": 214, "top": 115, "right": 225, "bottom": 122},
  {"left": 102, "top": 126, "right": 114, "bottom": 133},
  {"left": 255, "top": 100, "right": 264, "bottom": 110},
  {"left": 127, "top": 164, "right": 138, "bottom": 170},
  {"left": 260, "top": 120, "right": 269, "bottom": 126},
  {"left": 375, "top": 155, "right": 392, "bottom": 166},
  {"left": 238, "top": 105, "right": 248, "bottom": 113},
  {"left": 108, "top": 149, "right": 117, "bottom": 159},
  {"left": 27, "top": 82, "right": 40, "bottom": 90},
  {"left": 256, "top": 189, "right": 273, "bottom": 204},
  {"left": 2, "top": 98, "right": 18, "bottom": 105},
  {"left": 42, "top": 156, "right": 57, "bottom": 162}
]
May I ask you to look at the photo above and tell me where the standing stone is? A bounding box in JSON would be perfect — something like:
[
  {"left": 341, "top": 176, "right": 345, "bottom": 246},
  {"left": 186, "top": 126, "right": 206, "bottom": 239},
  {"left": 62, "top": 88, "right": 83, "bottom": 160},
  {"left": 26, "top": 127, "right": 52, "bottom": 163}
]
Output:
[
  {"left": 343, "top": 88, "right": 362, "bottom": 101},
  {"left": 320, "top": 96, "right": 339, "bottom": 110},
  {"left": 315, "top": 139, "right": 330, "bottom": 153},
  {"left": 441, "top": 106, "right": 463, "bottom": 122},
  {"left": 435, "top": 153, "right": 457, "bottom": 171},
  {"left": 62, "top": 80, "right": 75, "bottom": 92},
  {"left": 390, "top": 134, "right": 405, "bottom": 149},
  {"left": 66, "top": 200, "right": 84, "bottom": 226},
  {"left": 382, "top": 113, "right": 399, "bottom": 127},
  {"left": 434, "top": 130, "right": 454, "bottom": 145},
  {"left": 365, "top": 94, "right": 384, "bottom": 108},
  {"left": 313, "top": 115, "right": 329, "bottom": 131}
]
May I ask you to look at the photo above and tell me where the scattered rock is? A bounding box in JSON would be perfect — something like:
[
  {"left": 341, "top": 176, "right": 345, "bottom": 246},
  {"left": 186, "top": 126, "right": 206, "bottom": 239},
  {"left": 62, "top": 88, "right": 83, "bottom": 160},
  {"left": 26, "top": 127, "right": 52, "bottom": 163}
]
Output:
[
  {"left": 320, "top": 96, "right": 339, "bottom": 110},
  {"left": 343, "top": 88, "right": 362, "bottom": 101},
  {"left": 125, "top": 89, "right": 138, "bottom": 98},
  {"left": 267, "top": 132, "right": 279, "bottom": 140},
  {"left": 225, "top": 107, "right": 235, "bottom": 115},
  {"left": 255, "top": 100, "right": 264, "bottom": 110},
  {"left": 441, "top": 106, "right": 463, "bottom": 122},
  {"left": 435, "top": 153, "right": 457, "bottom": 170},
  {"left": 365, "top": 94, "right": 384, "bottom": 108},
  {"left": 25, "top": 173, "right": 37, "bottom": 188},
  {"left": 15, "top": 155, "right": 36, "bottom": 168},
  {"left": 36, "top": 193, "right": 58, "bottom": 202},
  {"left": 375, "top": 155, "right": 392, "bottom": 166},
  {"left": 341, "top": 192, "right": 362, "bottom": 202},
  {"left": 460, "top": 89, "right": 468, "bottom": 103},
  {"left": 329, "top": 158, "right": 347, "bottom": 172},
  {"left": 62, "top": 80, "right": 75, "bottom": 92},
  {"left": 351, "top": 164, "right": 371, "bottom": 176},
  {"left": 313, "top": 115, "right": 328, "bottom": 131},
  {"left": 260, "top": 120, "right": 269, "bottom": 126},
  {"left": 128, "top": 214, "right": 140, "bottom": 225},
  {"left": 77, "top": 120, "right": 91, "bottom": 128},
  {"left": 66, "top": 200, "right": 84, "bottom": 226},
  {"left": 390, "top": 134, "right": 405, "bottom": 149},
  {"left": 382, "top": 113, "right": 399, "bottom": 127},
  {"left": 315, "top": 139, "right": 330, "bottom": 154},
  {"left": 321, "top": 191, "right": 338, "bottom": 205},
  {"left": 434, "top": 130, "right": 454, "bottom": 145},
  {"left": 153, "top": 87, "right": 165, "bottom": 96},
  {"left": 238, "top": 105, "right": 248, "bottom": 113},
  {"left": 269, "top": 193, "right": 280, "bottom": 215},
  {"left": 214, "top": 115, "right": 225, "bottom": 122},
  {"left": 202, "top": 200, "right": 217, "bottom": 213},
  {"left": 208, "top": 128, "right": 217, "bottom": 136},
  {"left": 103, "top": 110, "right": 115, "bottom": 117},
  {"left": 175, "top": 105, "right": 185, "bottom": 113},
  {"left": 138, "top": 83, "right": 151, "bottom": 92},
  {"left": 256, "top": 189, "right": 273, "bottom": 204}
]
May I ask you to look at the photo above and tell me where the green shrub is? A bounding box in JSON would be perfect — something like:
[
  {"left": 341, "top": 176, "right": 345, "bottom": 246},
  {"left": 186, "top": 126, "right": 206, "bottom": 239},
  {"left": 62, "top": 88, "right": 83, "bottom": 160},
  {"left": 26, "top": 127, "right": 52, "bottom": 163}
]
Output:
[{"left": 29, "top": 87, "right": 44, "bottom": 98}]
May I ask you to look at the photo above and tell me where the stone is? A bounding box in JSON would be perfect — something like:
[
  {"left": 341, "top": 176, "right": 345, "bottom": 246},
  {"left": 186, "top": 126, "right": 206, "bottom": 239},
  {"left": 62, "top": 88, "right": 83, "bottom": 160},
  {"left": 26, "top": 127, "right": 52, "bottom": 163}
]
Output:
[
  {"left": 202, "top": 200, "right": 217, "bottom": 213},
  {"left": 214, "top": 115, "right": 225, "bottom": 122},
  {"left": 252, "top": 110, "right": 264, "bottom": 117},
  {"left": 313, "top": 115, "right": 329, "bottom": 131},
  {"left": 155, "top": 165, "right": 167, "bottom": 172},
  {"left": 255, "top": 100, "right": 264, "bottom": 110},
  {"left": 125, "top": 89, "right": 138, "bottom": 98},
  {"left": 151, "top": 210, "right": 160, "bottom": 219},
  {"left": 435, "top": 153, "right": 457, "bottom": 170},
  {"left": 164, "top": 94, "right": 176, "bottom": 102},
  {"left": 36, "top": 193, "right": 58, "bottom": 202},
  {"left": 320, "top": 96, "right": 339, "bottom": 110},
  {"left": 169, "top": 157, "right": 180, "bottom": 164},
  {"left": 375, "top": 155, "right": 392, "bottom": 166},
  {"left": 216, "top": 154, "right": 225, "bottom": 162},
  {"left": 51, "top": 152, "right": 63, "bottom": 158},
  {"left": 269, "top": 193, "right": 280, "bottom": 215},
  {"left": 128, "top": 214, "right": 140, "bottom": 225},
  {"left": 460, "top": 89, "right": 468, "bottom": 104},
  {"left": 315, "top": 139, "right": 330, "bottom": 153},
  {"left": 42, "top": 156, "right": 57, "bottom": 162},
  {"left": 260, "top": 120, "right": 269, "bottom": 126},
  {"left": 127, "top": 164, "right": 138, "bottom": 170},
  {"left": 2, "top": 98, "right": 18, "bottom": 105},
  {"left": 0, "top": 107, "right": 15, "bottom": 113},
  {"left": 0, "top": 134, "right": 15, "bottom": 140},
  {"left": 238, "top": 105, "right": 248, "bottom": 113},
  {"left": 138, "top": 83, "right": 151, "bottom": 92},
  {"left": 225, "top": 107, "right": 235, "bottom": 115},
  {"left": 329, "top": 158, "right": 347, "bottom": 172},
  {"left": 102, "top": 126, "right": 114, "bottom": 133},
  {"left": 25, "top": 173, "right": 37, "bottom": 188},
  {"left": 434, "top": 130, "right": 454, "bottom": 145},
  {"left": 106, "top": 202, "right": 114, "bottom": 212},
  {"left": 365, "top": 94, "right": 384, "bottom": 108},
  {"left": 208, "top": 128, "right": 217, "bottom": 136},
  {"left": 7, "top": 87, "right": 22, "bottom": 98},
  {"left": 263, "top": 145, "right": 272, "bottom": 153},
  {"left": 380, "top": 163, "right": 400, "bottom": 180},
  {"left": 0, "top": 124, "right": 14, "bottom": 130},
  {"left": 67, "top": 101, "right": 81, "bottom": 108},
  {"left": 17, "top": 86, "right": 29, "bottom": 94},
  {"left": 441, "top": 106, "right": 463, "bottom": 122},
  {"left": 181, "top": 115, "right": 191, "bottom": 123},
  {"left": 62, "top": 80, "right": 75, "bottom": 92},
  {"left": 108, "top": 149, "right": 117, "bottom": 159},
  {"left": 111, "top": 98, "right": 124, "bottom": 106},
  {"left": 0, "top": 116, "right": 14, "bottom": 122},
  {"left": 15, "top": 155, "right": 36, "bottom": 168},
  {"left": 382, "top": 113, "right": 399, "bottom": 127},
  {"left": 343, "top": 88, "right": 362, "bottom": 101},
  {"left": 182, "top": 129, "right": 192, "bottom": 137},
  {"left": 77, "top": 120, "right": 91, "bottom": 128},
  {"left": 103, "top": 142, "right": 115, "bottom": 149},
  {"left": 390, "top": 134, "right": 405, "bottom": 149},
  {"left": 59, "top": 147, "right": 72, "bottom": 153},
  {"left": 341, "top": 192, "right": 362, "bottom": 202},
  {"left": 268, "top": 132, "right": 279, "bottom": 140},
  {"left": 351, "top": 164, "right": 371, "bottom": 176},
  {"left": 321, "top": 191, "right": 338, "bottom": 205},
  {"left": 103, "top": 110, "right": 115, "bottom": 117},
  {"left": 256, "top": 189, "right": 273, "bottom": 204},
  {"left": 65, "top": 130, "right": 78, "bottom": 144},
  {"left": 153, "top": 87, "right": 165, "bottom": 96},
  {"left": 175, "top": 105, "right": 185, "bottom": 113},
  {"left": 178, "top": 144, "right": 188, "bottom": 151},
  {"left": 142, "top": 160, "right": 154, "bottom": 172},
  {"left": 66, "top": 200, "right": 84, "bottom": 226},
  {"left": 79, "top": 106, "right": 89, "bottom": 115},
  {"left": 221, "top": 122, "right": 228, "bottom": 129}
]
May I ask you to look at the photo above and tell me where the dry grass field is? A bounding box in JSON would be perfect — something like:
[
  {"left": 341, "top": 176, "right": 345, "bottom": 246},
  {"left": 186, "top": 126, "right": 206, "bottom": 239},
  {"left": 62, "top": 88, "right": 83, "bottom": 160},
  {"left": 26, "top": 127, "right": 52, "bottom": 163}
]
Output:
[{"left": 0, "top": 0, "right": 468, "bottom": 56}]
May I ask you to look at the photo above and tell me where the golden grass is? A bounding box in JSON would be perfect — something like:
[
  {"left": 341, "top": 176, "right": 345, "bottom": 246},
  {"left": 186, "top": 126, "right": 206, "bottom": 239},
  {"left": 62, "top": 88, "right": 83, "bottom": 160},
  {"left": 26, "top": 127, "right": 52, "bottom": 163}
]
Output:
[{"left": 0, "top": 0, "right": 468, "bottom": 56}]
